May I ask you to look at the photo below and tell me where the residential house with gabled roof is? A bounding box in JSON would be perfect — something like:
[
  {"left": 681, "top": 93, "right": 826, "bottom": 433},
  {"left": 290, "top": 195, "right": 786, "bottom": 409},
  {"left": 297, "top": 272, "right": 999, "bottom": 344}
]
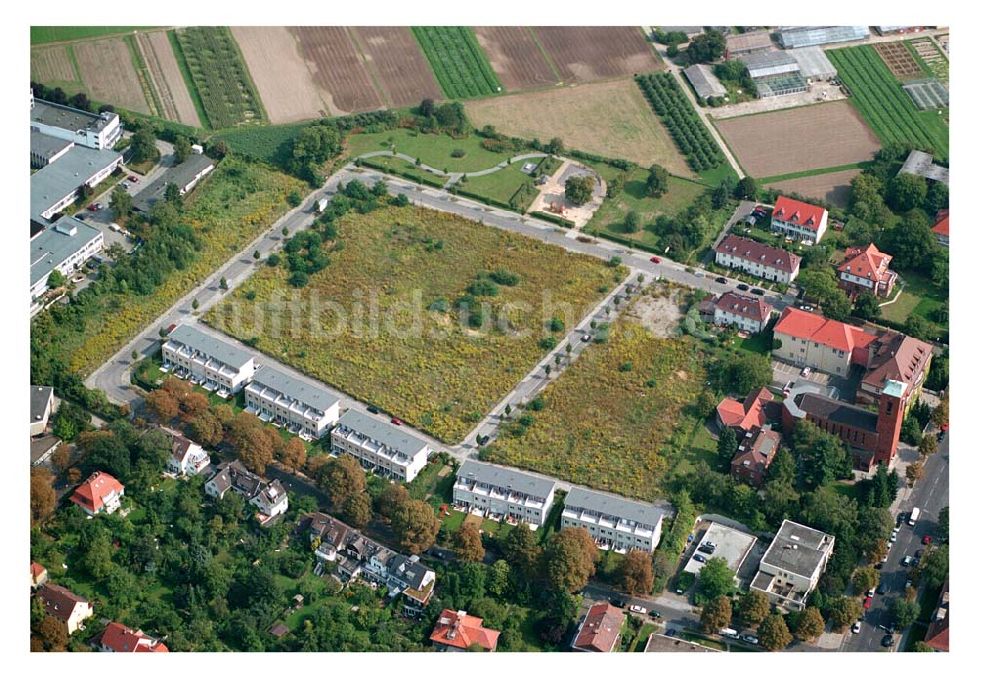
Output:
[
  {"left": 70, "top": 471, "right": 125, "bottom": 516},
  {"left": 386, "top": 553, "right": 437, "bottom": 616},
  {"left": 98, "top": 622, "right": 169, "bottom": 652},
  {"left": 571, "top": 601, "right": 625, "bottom": 652},
  {"left": 30, "top": 385, "right": 55, "bottom": 437},
  {"left": 730, "top": 425, "right": 782, "bottom": 488},
  {"left": 931, "top": 210, "right": 949, "bottom": 247},
  {"left": 204, "top": 460, "right": 288, "bottom": 523},
  {"left": 163, "top": 427, "right": 211, "bottom": 477},
  {"left": 714, "top": 234, "right": 801, "bottom": 283},
  {"left": 430, "top": 609, "right": 500, "bottom": 652},
  {"left": 31, "top": 562, "right": 48, "bottom": 589},
  {"left": 772, "top": 307, "right": 877, "bottom": 376},
  {"left": 770, "top": 196, "right": 828, "bottom": 243},
  {"left": 838, "top": 243, "right": 897, "bottom": 298},
  {"left": 710, "top": 291, "right": 774, "bottom": 333},
  {"left": 857, "top": 331, "right": 933, "bottom": 410},
  {"left": 37, "top": 583, "right": 93, "bottom": 634},
  {"left": 716, "top": 387, "right": 775, "bottom": 433}
]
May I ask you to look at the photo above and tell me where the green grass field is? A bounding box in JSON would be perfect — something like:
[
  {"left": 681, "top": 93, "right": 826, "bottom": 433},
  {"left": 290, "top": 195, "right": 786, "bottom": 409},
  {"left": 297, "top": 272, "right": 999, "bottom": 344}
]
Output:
[
  {"left": 458, "top": 160, "right": 540, "bottom": 210},
  {"left": 31, "top": 26, "right": 155, "bottom": 44},
  {"left": 880, "top": 270, "right": 947, "bottom": 334},
  {"left": 206, "top": 203, "right": 620, "bottom": 444},
  {"left": 214, "top": 121, "right": 316, "bottom": 164},
  {"left": 484, "top": 312, "right": 712, "bottom": 501},
  {"left": 347, "top": 129, "right": 508, "bottom": 173},
  {"left": 827, "top": 45, "right": 949, "bottom": 159},
  {"left": 359, "top": 155, "right": 450, "bottom": 187},
  {"left": 174, "top": 27, "right": 265, "bottom": 128},
  {"left": 412, "top": 27, "right": 502, "bottom": 99}
]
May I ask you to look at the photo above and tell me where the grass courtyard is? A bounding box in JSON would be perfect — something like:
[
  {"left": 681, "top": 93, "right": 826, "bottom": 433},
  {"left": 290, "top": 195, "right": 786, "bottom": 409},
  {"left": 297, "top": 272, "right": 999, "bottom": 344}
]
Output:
[
  {"left": 206, "top": 203, "right": 620, "bottom": 444},
  {"left": 483, "top": 315, "right": 712, "bottom": 501},
  {"left": 347, "top": 128, "right": 510, "bottom": 174}
]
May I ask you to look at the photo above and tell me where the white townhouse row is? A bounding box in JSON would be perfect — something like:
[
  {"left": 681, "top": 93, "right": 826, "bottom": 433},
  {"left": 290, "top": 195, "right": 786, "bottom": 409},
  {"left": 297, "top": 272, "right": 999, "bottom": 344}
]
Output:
[
  {"left": 561, "top": 487, "right": 666, "bottom": 553},
  {"left": 452, "top": 460, "right": 556, "bottom": 527},
  {"left": 330, "top": 409, "right": 430, "bottom": 482},
  {"left": 714, "top": 234, "right": 802, "bottom": 284},
  {"left": 161, "top": 324, "right": 258, "bottom": 397},
  {"left": 245, "top": 366, "right": 341, "bottom": 440}
]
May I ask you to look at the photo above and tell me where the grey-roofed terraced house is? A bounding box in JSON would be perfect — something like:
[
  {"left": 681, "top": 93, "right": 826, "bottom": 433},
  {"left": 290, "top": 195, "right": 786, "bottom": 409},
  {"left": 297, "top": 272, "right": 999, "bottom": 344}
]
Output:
[
  {"left": 329, "top": 409, "right": 430, "bottom": 482},
  {"left": 30, "top": 215, "right": 104, "bottom": 310},
  {"left": 683, "top": 64, "right": 727, "bottom": 100},
  {"left": 750, "top": 519, "right": 834, "bottom": 610},
  {"left": 244, "top": 366, "right": 341, "bottom": 440},
  {"left": 161, "top": 324, "right": 258, "bottom": 397},
  {"left": 132, "top": 153, "right": 215, "bottom": 215},
  {"left": 30, "top": 96, "right": 123, "bottom": 150},
  {"left": 561, "top": 487, "right": 666, "bottom": 553},
  {"left": 31, "top": 145, "right": 123, "bottom": 221},
  {"left": 452, "top": 460, "right": 557, "bottom": 527}
]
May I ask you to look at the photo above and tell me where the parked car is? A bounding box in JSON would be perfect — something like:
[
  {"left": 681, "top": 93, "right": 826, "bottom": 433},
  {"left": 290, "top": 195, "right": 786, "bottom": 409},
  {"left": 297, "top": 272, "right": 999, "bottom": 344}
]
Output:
[
  {"left": 782, "top": 380, "right": 795, "bottom": 396},
  {"left": 866, "top": 588, "right": 876, "bottom": 599},
  {"left": 750, "top": 288, "right": 765, "bottom": 296},
  {"left": 87, "top": 203, "right": 99, "bottom": 211},
  {"left": 649, "top": 610, "right": 661, "bottom": 619},
  {"left": 693, "top": 554, "right": 707, "bottom": 563},
  {"left": 629, "top": 605, "right": 648, "bottom": 614},
  {"left": 889, "top": 532, "right": 897, "bottom": 543},
  {"left": 609, "top": 597, "right": 626, "bottom": 608},
  {"left": 922, "top": 535, "right": 933, "bottom": 545},
  {"left": 740, "top": 634, "right": 759, "bottom": 645},
  {"left": 665, "top": 628, "right": 677, "bottom": 637},
  {"left": 737, "top": 283, "right": 749, "bottom": 291},
  {"left": 581, "top": 334, "right": 592, "bottom": 342},
  {"left": 715, "top": 276, "right": 728, "bottom": 284},
  {"left": 128, "top": 175, "right": 139, "bottom": 183},
  {"left": 697, "top": 545, "right": 715, "bottom": 555},
  {"left": 901, "top": 556, "right": 916, "bottom": 567},
  {"left": 881, "top": 634, "right": 895, "bottom": 648},
  {"left": 650, "top": 256, "right": 662, "bottom": 264},
  {"left": 366, "top": 405, "right": 380, "bottom": 415},
  {"left": 800, "top": 366, "right": 812, "bottom": 378},
  {"left": 876, "top": 582, "right": 887, "bottom": 595},
  {"left": 863, "top": 596, "right": 873, "bottom": 610},
  {"left": 851, "top": 621, "right": 862, "bottom": 634},
  {"left": 915, "top": 549, "right": 924, "bottom": 560},
  {"left": 704, "top": 541, "right": 717, "bottom": 549},
  {"left": 390, "top": 417, "right": 402, "bottom": 426}
]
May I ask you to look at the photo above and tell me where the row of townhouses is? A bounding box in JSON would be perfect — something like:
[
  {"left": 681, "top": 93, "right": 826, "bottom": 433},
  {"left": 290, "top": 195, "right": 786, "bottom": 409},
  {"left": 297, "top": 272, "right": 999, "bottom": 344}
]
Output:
[
  {"left": 329, "top": 409, "right": 431, "bottom": 482},
  {"left": 452, "top": 459, "right": 556, "bottom": 527},
  {"left": 306, "top": 512, "right": 436, "bottom": 616},
  {"left": 162, "top": 324, "right": 259, "bottom": 397},
  {"left": 561, "top": 486, "right": 667, "bottom": 553},
  {"left": 245, "top": 366, "right": 341, "bottom": 440}
]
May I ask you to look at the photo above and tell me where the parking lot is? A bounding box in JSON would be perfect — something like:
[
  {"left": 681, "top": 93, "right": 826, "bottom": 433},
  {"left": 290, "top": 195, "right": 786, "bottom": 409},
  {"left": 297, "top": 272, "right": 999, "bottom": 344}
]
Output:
[{"left": 770, "top": 359, "right": 859, "bottom": 400}]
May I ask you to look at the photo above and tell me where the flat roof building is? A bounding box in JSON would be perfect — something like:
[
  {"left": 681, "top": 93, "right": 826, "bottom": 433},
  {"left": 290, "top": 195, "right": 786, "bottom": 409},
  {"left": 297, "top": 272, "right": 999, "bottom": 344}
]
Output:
[
  {"left": 30, "top": 129, "right": 74, "bottom": 169},
  {"left": 31, "top": 145, "right": 123, "bottom": 221},
  {"left": 453, "top": 459, "right": 556, "bottom": 527},
  {"left": 162, "top": 324, "right": 258, "bottom": 396},
  {"left": 30, "top": 215, "right": 104, "bottom": 308},
  {"left": 750, "top": 519, "right": 834, "bottom": 610},
  {"left": 898, "top": 149, "right": 949, "bottom": 185},
  {"left": 245, "top": 366, "right": 341, "bottom": 440},
  {"left": 682, "top": 521, "right": 757, "bottom": 578},
  {"left": 562, "top": 487, "right": 666, "bottom": 553},
  {"left": 683, "top": 64, "right": 727, "bottom": 100},
  {"left": 330, "top": 409, "right": 430, "bottom": 482},
  {"left": 30, "top": 96, "right": 122, "bottom": 150},
  {"left": 133, "top": 154, "right": 216, "bottom": 214},
  {"left": 645, "top": 634, "right": 720, "bottom": 652},
  {"left": 776, "top": 26, "right": 870, "bottom": 49}
]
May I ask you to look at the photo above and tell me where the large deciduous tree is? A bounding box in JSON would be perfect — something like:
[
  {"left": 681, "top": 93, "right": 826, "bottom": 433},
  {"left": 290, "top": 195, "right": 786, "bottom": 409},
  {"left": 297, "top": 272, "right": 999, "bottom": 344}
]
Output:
[
  {"left": 697, "top": 557, "right": 735, "bottom": 601},
  {"left": 794, "top": 607, "right": 825, "bottom": 642},
  {"left": 454, "top": 521, "right": 486, "bottom": 563},
  {"left": 619, "top": 550, "right": 654, "bottom": 595},
  {"left": 564, "top": 175, "right": 596, "bottom": 206},
  {"left": 544, "top": 527, "right": 598, "bottom": 593},
  {"left": 700, "top": 595, "right": 732, "bottom": 634},
  {"left": 393, "top": 499, "right": 439, "bottom": 554},
  {"left": 737, "top": 590, "right": 771, "bottom": 626},
  {"left": 30, "top": 468, "right": 56, "bottom": 525},
  {"left": 758, "top": 613, "right": 793, "bottom": 651},
  {"left": 645, "top": 164, "right": 669, "bottom": 198}
]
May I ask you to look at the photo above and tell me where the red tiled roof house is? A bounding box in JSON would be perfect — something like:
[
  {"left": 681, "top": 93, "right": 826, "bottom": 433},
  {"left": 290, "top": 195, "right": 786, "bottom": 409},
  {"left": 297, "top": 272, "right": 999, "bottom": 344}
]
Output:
[
  {"left": 571, "top": 602, "right": 626, "bottom": 652},
  {"left": 429, "top": 609, "right": 500, "bottom": 652},
  {"left": 716, "top": 387, "right": 774, "bottom": 433},
  {"left": 772, "top": 307, "right": 877, "bottom": 377},
  {"left": 730, "top": 425, "right": 782, "bottom": 488},
  {"left": 30, "top": 561, "right": 48, "bottom": 589},
  {"left": 714, "top": 234, "right": 802, "bottom": 283},
  {"left": 770, "top": 196, "right": 828, "bottom": 243},
  {"left": 712, "top": 291, "right": 774, "bottom": 334},
  {"left": 924, "top": 579, "right": 949, "bottom": 651},
  {"left": 98, "top": 622, "right": 169, "bottom": 652},
  {"left": 838, "top": 243, "right": 897, "bottom": 298},
  {"left": 70, "top": 471, "right": 125, "bottom": 516},
  {"left": 38, "top": 583, "right": 93, "bottom": 634},
  {"left": 931, "top": 210, "right": 949, "bottom": 247}
]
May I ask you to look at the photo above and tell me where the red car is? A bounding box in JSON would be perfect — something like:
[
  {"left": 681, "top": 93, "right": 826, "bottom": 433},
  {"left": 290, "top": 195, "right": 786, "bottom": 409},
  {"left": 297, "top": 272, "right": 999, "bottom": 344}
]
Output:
[
  {"left": 650, "top": 256, "right": 662, "bottom": 264},
  {"left": 922, "top": 535, "right": 932, "bottom": 545},
  {"left": 863, "top": 596, "right": 873, "bottom": 610},
  {"left": 128, "top": 175, "right": 139, "bottom": 183},
  {"left": 391, "top": 417, "right": 402, "bottom": 426},
  {"left": 87, "top": 203, "right": 99, "bottom": 211}
]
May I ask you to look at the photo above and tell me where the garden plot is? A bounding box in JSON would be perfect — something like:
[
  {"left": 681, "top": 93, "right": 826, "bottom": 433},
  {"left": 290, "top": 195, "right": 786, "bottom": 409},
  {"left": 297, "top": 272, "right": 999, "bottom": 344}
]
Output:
[
  {"left": 473, "top": 26, "right": 561, "bottom": 91},
  {"left": 74, "top": 37, "right": 151, "bottom": 114},
  {"left": 412, "top": 27, "right": 502, "bottom": 98},
  {"left": 874, "top": 42, "right": 923, "bottom": 80},
  {"left": 715, "top": 101, "right": 880, "bottom": 178},
  {"left": 910, "top": 38, "right": 948, "bottom": 82},
  {"left": 902, "top": 80, "right": 949, "bottom": 111},
  {"left": 30, "top": 44, "right": 79, "bottom": 85}
]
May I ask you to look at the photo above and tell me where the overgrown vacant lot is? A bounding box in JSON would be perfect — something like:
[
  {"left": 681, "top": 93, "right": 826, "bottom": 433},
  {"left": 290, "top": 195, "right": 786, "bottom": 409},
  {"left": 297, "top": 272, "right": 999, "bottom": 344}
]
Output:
[
  {"left": 206, "top": 205, "right": 619, "bottom": 444},
  {"left": 484, "top": 311, "right": 709, "bottom": 501}
]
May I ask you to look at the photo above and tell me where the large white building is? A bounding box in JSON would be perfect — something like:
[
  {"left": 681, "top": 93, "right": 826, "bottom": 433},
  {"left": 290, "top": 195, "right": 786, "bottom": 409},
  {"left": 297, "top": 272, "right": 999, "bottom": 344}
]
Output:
[
  {"left": 750, "top": 520, "right": 835, "bottom": 610},
  {"left": 329, "top": 409, "right": 430, "bottom": 482},
  {"left": 770, "top": 196, "right": 828, "bottom": 243},
  {"left": 452, "top": 460, "right": 556, "bottom": 527},
  {"left": 30, "top": 96, "right": 122, "bottom": 150},
  {"left": 244, "top": 366, "right": 341, "bottom": 440},
  {"left": 561, "top": 487, "right": 666, "bottom": 553},
  {"left": 30, "top": 216, "right": 104, "bottom": 310},
  {"left": 161, "top": 324, "right": 258, "bottom": 396},
  {"left": 31, "top": 145, "right": 123, "bottom": 221}
]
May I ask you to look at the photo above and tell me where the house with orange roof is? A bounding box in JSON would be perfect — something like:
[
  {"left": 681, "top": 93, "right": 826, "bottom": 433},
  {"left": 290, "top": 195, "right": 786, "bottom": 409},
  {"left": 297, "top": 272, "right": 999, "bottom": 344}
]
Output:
[
  {"left": 571, "top": 601, "right": 626, "bottom": 652},
  {"left": 770, "top": 196, "right": 828, "bottom": 243},
  {"left": 772, "top": 307, "right": 877, "bottom": 376},
  {"left": 70, "top": 471, "right": 125, "bottom": 516},
  {"left": 932, "top": 210, "right": 949, "bottom": 247},
  {"left": 37, "top": 583, "right": 93, "bottom": 634},
  {"left": 98, "top": 622, "right": 169, "bottom": 652},
  {"left": 30, "top": 561, "right": 48, "bottom": 589},
  {"left": 838, "top": 243, "right": 897, "bottom": 298},
  {"left": 716, "top": 387, "right": 775, "bottom": 433},
  {"left": 429, "top": 609, "right": 500, "bottom": 652}
]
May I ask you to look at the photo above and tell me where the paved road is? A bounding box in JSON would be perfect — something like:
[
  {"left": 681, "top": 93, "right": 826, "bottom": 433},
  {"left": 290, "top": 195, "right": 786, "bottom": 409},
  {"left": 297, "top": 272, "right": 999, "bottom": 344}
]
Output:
[{"left": 840, "top": 430, "right": 949, "bottom": 652}]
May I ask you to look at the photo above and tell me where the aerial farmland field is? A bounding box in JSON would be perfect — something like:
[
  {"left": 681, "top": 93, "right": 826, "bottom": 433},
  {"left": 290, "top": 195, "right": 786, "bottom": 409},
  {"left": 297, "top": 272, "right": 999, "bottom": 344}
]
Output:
[
  {"left": 135, "top": 30, "right": 202, "bottom": 126},
  {"left": 351, "top": 27, "right": 442, "bottom": 107},
  {"left": 30, "top": 44, "right": 80, "bottom": 88},
  {"left": 765, "top": 168, "right": 862, "bottom": 208},
  {"left": 73, "top": 37, "right": 152, "bottom": 114},
  {"left": 412, "top": 27, "right": 502, "bottom": 98},
  {"left": 532, "top": 27, "right": 661, "bottom": 83},
  {"left": 715, "top": 101, "right": 881, "bottom": 178},
  {"left": 473, "top": 26, "right": 561, "bottom": 91},
  {"left": 205, "top": 204, "right": 620, "bottom": 444},
  {"left": 291, "top": 27, "right": 384, "bottom": 114}
]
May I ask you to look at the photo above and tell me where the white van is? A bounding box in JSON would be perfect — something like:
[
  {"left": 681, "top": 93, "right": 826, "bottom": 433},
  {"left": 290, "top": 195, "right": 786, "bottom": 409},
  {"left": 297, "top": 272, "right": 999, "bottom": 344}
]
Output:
[{"left": 720, "top": 628, "right": 739, "bottom": 639}]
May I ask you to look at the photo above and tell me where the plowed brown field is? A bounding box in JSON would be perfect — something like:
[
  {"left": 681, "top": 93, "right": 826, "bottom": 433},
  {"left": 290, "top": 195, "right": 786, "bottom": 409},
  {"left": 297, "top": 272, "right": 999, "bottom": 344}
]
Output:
[
  {"left": 532, "top": 27, "right": 661, "bottom": 83},
  {"left": 74, "top": 38, "right": 150, "bottom": 114},
  {"left": 351, "top": 27, "right": 441, "bottom": 107},
  {"left": 137, "top": 31, "right": 201, "bottom": 126},
  {"left": 31, "top": 45, "right": 78, "bottom": 84},
  {"left": 715, "top": 101, "right": 880, "bottom": 177},
  {"left": 474, "top": 26, "right": 561, "bottom": 90},
  {"left": 766, "top": 169, "right": 861, "bottom": 208},
  {"left": 294, "top": 27, "right": 384, "bottom": 113}
]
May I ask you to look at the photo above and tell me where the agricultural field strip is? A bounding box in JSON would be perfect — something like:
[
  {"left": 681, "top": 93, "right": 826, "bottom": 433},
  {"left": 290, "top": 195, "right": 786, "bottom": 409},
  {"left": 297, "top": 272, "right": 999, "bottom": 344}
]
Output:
[{"left": 412, "top": 27, "right": 502, "bottom": 98}]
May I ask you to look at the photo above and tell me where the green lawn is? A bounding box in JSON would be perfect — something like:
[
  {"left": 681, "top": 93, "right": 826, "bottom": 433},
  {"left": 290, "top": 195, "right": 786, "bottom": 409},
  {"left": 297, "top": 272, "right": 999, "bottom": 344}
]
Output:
[
  {"left": 407, "top": 455, "right": 456, "bottom": 506},
  {"left": 737, "top": 329, "right": 774, "bottom": 356},
  {"left": 632, "top": 622, "right": 661, "bottom": 651},
  {"left": 347, "top": 129, "right": 509, "bottom": 173},
  {"left": 358, "top": 154, "right": 449, "bottom": 187},
  {"left": 458, "top": 160, "right": 539, "bottom": 210},
  {"left": 880, "top": 271, "right": 947, "bottom": 333},
  {"left": 31, "top": 26, "right": 155, "bottom": 44}
]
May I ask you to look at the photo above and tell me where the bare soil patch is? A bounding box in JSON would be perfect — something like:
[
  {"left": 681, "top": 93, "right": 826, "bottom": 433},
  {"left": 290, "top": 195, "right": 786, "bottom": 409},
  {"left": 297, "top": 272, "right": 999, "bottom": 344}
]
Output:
[
  {"left": 766, "top": 168, "right": 861, "bottom": 209},
  {"left": 715, "top": 101, "right": 880, "bottom": 177},
  {"left": 625, "top": 288, "right": 684, "bottom": 338},
  {"left": 137, "top": 31, "right": 201, "bottom": 126},
  {"left": 351, "top": 27, "right": 441, "bottom": 107},
  {"left": 31, "top": 45, "right": 78, "bottom": 83},
  {"left": 467, "top": 78, "right": 691, "bottom": 176},
  {"left": 874, "top": 42, "right": 923, "bottom": 80},
  {"left": 74, "top": 38, "right": 150, "bottom": 114},
  {"left": 532, "top": 27, "right": 661, "bottom": 83},
  {"left": 293, "top": 27, "right": 384, "bottom": 113},
  {"left": 233, "top": 26, "right": 339, "bottom": 123},
  {"left": 473, "top": 26, "right": 561, "bottom": 91}
]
